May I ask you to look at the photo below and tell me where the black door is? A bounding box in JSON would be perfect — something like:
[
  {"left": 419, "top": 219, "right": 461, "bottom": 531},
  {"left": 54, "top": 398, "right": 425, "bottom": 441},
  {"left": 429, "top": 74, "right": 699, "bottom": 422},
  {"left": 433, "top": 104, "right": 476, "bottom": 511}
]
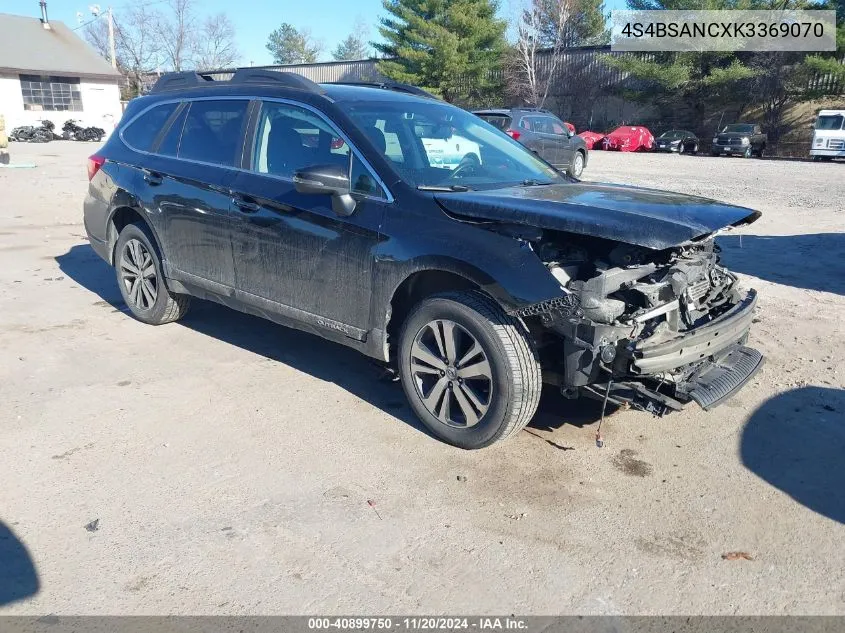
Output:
[
  {"left": 137, "top": 99, "right": 250, "bottom": 291},
  {"left": 228, "top": 100, "right": 388, "bottom": 336}
]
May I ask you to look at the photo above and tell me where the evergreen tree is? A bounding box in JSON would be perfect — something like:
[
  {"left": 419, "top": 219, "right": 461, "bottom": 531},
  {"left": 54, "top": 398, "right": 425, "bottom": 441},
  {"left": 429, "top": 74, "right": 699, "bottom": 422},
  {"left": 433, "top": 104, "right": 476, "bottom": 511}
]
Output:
[
  {"left": 374, "top": 0, "right": 507, "bottom": 103},
  {"left": 266, "top": 23, "right": 321, "bottom": 65}
]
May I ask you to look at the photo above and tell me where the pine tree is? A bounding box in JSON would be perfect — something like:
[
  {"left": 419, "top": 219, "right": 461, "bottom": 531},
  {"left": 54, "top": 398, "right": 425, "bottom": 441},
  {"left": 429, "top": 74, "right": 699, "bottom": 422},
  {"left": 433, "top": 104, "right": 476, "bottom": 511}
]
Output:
[
  {"left": 333, "top": 33, "right": 371, "bottom": 60},
  {"left": 374, "top": 0, "right": 507, "bottom": 104},
  {"left": 266, "top": 23, "right": 321, "bottom": 65}
]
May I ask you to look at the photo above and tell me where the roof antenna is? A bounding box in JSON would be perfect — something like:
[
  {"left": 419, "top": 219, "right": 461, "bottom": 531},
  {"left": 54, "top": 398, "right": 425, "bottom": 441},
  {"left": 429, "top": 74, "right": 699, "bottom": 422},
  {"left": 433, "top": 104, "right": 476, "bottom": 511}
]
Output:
[{"left": 40, "top": 0, "right": 51, "bottom": 29}]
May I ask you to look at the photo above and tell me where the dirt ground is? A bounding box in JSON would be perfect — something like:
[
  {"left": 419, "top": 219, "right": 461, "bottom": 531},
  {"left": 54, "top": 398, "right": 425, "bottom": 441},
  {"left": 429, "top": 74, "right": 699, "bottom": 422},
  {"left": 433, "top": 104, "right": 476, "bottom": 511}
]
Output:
[{"left": 1, "top": 142, "right": 843, "bottom": 615}]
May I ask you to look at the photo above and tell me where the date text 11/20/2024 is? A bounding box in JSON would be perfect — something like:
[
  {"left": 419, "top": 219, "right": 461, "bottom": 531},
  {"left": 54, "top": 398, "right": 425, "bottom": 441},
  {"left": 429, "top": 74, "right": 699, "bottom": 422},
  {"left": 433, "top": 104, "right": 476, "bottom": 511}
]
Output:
[{"left": 308, "top": 618, "right": 528, "bottom": 630}]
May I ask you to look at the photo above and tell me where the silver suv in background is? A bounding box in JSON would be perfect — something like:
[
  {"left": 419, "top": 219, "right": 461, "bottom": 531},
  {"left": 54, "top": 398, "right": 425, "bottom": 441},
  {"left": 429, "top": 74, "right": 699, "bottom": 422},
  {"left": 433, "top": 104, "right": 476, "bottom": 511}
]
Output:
[{"left": 473, "top": 107, "right": 587, "bottom": 178}]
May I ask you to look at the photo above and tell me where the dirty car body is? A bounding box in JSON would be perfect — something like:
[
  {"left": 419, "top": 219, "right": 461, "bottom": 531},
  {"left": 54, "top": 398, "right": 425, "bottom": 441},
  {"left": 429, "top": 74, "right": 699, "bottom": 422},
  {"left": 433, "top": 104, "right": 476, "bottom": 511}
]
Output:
[{"left": 84, "top": 70, "right": 763, "bottom": 448}]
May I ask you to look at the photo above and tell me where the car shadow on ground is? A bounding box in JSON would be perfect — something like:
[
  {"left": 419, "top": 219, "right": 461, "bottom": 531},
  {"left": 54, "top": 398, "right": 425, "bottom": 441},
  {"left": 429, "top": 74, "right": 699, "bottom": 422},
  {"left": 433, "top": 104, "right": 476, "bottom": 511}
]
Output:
[
  {"left": 718, "top": 233, "right": 845, "bottom": 296},
  {"left": 56, "top": 244, "right": 606, "bottom": 443},
  {"left": 0, "top": 521, "right": 39, "bottom": 606},
  {"left": 741, "top": 386, "right": 845, "bottom": 524}
]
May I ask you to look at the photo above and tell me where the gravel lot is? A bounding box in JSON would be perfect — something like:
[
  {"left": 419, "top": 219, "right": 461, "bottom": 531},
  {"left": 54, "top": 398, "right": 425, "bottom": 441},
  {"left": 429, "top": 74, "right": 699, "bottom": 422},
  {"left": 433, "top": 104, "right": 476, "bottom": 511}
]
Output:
[{"left": 1, "top": 142, "right": 843, "bottom": 615}]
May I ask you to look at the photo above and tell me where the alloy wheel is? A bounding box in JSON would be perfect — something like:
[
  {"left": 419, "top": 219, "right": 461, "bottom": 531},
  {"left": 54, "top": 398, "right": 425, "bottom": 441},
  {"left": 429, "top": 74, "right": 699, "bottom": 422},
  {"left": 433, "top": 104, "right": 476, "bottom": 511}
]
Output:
[
  {"left": 572, "top": 153, "right": 584, "bottom": 177},
  {"left": 119, "top": 238, "right": 158, "bottom": 310},
  {"left": 409, "top": 319, "right": 493, "bottom": 428}
]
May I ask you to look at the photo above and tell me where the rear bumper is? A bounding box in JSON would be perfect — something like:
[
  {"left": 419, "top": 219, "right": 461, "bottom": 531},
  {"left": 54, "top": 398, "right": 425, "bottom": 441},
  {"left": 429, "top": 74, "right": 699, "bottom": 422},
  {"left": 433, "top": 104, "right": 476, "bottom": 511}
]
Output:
[
  {"left": 632, "top": 289, "right": 757, "bottom": 374},
  {"left": 712, "top": 144, "right": 749, "bottom": 154}
]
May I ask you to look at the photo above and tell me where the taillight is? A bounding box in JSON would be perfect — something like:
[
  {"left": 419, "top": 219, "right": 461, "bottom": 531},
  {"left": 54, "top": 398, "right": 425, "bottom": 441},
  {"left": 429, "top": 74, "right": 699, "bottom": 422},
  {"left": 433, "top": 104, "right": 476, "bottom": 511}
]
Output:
[
  {"left": 506, "top": 129, "right": 521, "bottom": 140},
  {"left": 87, "top": 155, "right": 105, "bottom": 181}
]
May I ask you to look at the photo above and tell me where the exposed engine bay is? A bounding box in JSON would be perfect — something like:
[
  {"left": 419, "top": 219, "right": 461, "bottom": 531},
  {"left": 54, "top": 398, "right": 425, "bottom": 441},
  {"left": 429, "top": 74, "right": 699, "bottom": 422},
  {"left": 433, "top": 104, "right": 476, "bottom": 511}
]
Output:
[{"left": 519, "top": 231, "right": 763, "bottom": 415}]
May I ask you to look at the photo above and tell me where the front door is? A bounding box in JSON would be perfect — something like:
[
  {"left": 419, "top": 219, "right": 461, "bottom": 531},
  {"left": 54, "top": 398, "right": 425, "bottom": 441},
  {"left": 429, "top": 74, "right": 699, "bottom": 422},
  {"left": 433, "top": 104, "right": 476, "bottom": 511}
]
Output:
[
  {"left": 228, "top": 100, "right": 388, "bottom": 336},
  {"left": 534, "top": 115, "right": 574, "bottom": 168}
]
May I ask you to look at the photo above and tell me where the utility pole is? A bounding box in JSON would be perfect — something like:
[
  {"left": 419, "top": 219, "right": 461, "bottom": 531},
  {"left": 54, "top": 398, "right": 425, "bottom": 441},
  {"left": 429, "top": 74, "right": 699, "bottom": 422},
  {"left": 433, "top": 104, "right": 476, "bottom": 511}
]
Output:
[{"left": 108, "top": 6, "right": 117, "bottom": 69}]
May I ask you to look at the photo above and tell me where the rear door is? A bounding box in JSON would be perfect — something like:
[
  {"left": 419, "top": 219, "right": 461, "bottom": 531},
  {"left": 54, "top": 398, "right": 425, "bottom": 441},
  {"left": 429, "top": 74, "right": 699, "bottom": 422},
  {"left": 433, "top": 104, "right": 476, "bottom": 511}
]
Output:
[
  {"left": 136, "top": 98, "right": 249, "bottom": 291},
  {"left": 227, "top": 99, "right": 389, "bottom": 336}
]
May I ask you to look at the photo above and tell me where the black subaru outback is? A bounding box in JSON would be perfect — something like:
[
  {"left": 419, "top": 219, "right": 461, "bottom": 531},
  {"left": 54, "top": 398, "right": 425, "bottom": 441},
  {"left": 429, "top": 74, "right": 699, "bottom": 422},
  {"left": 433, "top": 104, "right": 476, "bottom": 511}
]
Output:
[{"left": 84, "top": 69, "right": 764, "bottom": 449}]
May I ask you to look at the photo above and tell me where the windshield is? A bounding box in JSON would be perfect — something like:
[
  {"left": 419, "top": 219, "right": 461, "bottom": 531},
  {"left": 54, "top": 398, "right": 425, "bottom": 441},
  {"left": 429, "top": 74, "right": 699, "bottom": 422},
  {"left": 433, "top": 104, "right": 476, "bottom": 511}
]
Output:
[
  {"left": 815, "top": 114, "right": 844, "bottom": 131},
  {"left": 722, "top": 124, "right": 754, "bottom": 134},
  {"left": 659, "top": 130, "right": 685, "bottom": 139},
  {"left": 345, "top": 101, "right": 564, "bottom": 190}
]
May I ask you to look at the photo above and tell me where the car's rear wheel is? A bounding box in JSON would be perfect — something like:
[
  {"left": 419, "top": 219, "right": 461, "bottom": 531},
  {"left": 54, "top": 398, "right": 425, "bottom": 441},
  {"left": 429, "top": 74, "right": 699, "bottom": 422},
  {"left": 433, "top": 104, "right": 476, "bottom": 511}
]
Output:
[
  {"left": 569, "top": 151, "right": 585, "bottom": 178},
  {"left": 691, "top": 143, "right": 698, "bottom": 154},
  {"left": 114, "top": 223, "right": 190, "bottom": 325},
  {"left": 398, "top": 290, "right": 541, "bottom": 449}
]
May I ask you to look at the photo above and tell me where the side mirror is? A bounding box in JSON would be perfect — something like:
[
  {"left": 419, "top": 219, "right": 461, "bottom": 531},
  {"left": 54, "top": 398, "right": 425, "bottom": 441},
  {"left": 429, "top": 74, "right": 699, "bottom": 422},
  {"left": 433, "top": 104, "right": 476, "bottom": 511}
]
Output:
[{"left": 293, "top": 164, "right": 356, "bottom": 216}]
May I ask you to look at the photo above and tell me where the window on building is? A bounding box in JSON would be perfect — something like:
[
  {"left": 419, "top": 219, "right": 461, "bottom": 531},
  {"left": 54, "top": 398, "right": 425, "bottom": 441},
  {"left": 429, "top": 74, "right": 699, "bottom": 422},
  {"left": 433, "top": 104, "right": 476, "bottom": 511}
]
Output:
[{"left": 20, "top": 75, "right": 83, "bottom": 111}]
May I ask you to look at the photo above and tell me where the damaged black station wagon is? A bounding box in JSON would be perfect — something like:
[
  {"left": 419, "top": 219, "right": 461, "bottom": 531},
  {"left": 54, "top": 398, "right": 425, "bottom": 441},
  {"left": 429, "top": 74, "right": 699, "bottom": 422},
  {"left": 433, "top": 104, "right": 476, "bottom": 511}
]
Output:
[{"left": 85, "top": 70, "right": 764, "bottom": 449}]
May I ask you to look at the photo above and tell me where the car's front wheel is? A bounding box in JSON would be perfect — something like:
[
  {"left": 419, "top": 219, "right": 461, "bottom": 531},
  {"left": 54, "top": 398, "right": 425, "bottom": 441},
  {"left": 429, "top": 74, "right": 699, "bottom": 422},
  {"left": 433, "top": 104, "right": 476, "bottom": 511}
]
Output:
[
  {"left": 398, "top": 291, "right": 541, "bottom": 449},
  {"left": 569, "top": 151, "right": 585, "bottom": 178},
  {"left": 114, "top": 222, "right": 191, "bottom": 325}
]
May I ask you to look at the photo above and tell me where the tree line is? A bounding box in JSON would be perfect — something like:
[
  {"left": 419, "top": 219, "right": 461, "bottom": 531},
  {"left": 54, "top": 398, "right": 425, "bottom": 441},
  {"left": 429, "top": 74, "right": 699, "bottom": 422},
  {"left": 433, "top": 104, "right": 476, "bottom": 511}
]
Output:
[{"left": 90, "top": 0, "right": 844, "bottom": 140}]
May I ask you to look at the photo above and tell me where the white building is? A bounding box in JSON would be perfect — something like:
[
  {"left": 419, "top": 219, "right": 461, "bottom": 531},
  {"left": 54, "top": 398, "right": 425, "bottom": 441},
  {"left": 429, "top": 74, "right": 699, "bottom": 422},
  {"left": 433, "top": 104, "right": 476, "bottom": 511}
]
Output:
[{"left": 0, "top": 11, "right": 122, "bottom": 132}]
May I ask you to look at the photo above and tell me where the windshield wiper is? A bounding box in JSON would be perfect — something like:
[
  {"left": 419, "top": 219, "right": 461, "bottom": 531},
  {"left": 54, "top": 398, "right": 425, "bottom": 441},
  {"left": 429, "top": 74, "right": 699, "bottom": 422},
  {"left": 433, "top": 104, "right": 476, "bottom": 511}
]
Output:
[
  {"left": 416, "top": 184, "right": 472, "bottom": 192},
  {"left": 519, "top": 179, "right": 553, "bottom": 186}
]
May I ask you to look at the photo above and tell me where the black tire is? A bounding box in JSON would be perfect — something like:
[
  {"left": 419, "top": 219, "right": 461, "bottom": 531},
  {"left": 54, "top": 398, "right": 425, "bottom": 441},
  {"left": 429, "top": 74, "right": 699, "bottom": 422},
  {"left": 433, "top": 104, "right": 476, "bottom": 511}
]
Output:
[
  {"left": 114, "top": 222, "right": 190, "bottom": 325},
  {"left": 398, "top": 290, "right": 541, "bottom": 449},
  {"left": 756, "top": 145, "right": 765, "bottom": 158},
  {"left": 677, "top": 141, "right": 685, "bottom": 154},
  {"left": 691, "top": 143, "right": 698, "bottom": 155}
]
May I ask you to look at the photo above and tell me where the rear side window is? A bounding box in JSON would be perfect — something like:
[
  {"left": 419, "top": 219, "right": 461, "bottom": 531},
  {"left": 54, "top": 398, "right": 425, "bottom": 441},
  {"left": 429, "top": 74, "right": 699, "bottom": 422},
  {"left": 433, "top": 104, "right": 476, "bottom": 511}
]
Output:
[
  {"left": 122, "top": 102, "right": 178, "bottom": 151},
  {"left": 179, "top": 100, "right": 249, "bottom": 167}
]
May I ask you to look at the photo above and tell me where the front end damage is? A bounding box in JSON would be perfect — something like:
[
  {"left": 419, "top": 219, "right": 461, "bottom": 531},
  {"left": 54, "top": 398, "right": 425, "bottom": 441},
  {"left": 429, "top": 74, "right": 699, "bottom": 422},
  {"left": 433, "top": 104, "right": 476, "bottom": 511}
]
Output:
[{"left": 519, "top": 234, "right": 764, "bottom": 415}]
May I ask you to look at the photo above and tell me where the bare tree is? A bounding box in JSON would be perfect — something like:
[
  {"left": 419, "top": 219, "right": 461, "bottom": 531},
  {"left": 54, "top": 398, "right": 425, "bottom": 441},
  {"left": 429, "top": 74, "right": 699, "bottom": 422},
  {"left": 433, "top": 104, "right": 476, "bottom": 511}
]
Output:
[
  {"left": 195, "top": 13, "right": 240, "bottom": 70},
  {"left": 157, "top": 0, "right": 196, "bottom": 71},
  {"left": 506, "top": 0, "right": 572, "bottom": 108},
  {"left": 84, "top": 6, "right": 162, "bottom": 96}
]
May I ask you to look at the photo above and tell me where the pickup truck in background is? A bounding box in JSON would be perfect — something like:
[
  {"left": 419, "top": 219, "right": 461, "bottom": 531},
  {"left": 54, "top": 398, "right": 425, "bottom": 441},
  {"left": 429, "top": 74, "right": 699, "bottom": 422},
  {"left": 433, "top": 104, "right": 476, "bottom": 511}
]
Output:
[{"left": 711, "top": 123, "right": 767, "bottom": 158}]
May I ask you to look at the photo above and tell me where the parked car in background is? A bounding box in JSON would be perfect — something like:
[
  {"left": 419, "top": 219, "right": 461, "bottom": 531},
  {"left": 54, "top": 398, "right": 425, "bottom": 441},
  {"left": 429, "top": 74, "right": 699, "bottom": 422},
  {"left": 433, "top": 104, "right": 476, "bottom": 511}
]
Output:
[
  {"left": 473, "top": 107, "right": 587, "bottom": 178},
  {"left": 577, "top": 130, "right": 605, "bottom": 150},
  {"left": 602, "top": 126, "right": 655, "bottom": 152},
  {"left": 84, "top": 70, "right": 764, "bottom": 449},
  {"left": 654, "top": 130, "right": 699, "bottom": 154},
  {"left": 711, "top": 123, "right": 767, "bottom": 158},
  {"left": 810, "top": 109, "right": 844, "bottom": 161}
]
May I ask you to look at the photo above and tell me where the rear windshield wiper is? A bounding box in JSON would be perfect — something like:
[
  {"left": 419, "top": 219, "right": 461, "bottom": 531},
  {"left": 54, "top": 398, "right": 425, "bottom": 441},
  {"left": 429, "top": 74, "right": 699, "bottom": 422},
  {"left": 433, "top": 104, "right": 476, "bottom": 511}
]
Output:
[{"left": 416, "top": 184, "right": 472, "bottom": 192}]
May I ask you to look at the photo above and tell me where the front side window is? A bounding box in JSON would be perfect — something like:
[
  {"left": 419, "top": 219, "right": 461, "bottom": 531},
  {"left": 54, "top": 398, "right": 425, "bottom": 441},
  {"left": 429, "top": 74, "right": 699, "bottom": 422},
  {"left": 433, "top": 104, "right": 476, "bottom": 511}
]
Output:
[
  {"left": 346, "top": 101, "right": 564, "bottom": 190},
  {"left": 20, "top": 74, "right": 82, "bottom": 111},
  {"left": 253, "top": 101, "right": 385, "bottom": 199},
  {"left": 816, "top": 115, "right": 843, "bottom": 130},
  {"left": 179, "top": 100, "right": 249, "bottom": 167},
  {"left": 122, "top": 102, "right": 178, "bottom": 152}
]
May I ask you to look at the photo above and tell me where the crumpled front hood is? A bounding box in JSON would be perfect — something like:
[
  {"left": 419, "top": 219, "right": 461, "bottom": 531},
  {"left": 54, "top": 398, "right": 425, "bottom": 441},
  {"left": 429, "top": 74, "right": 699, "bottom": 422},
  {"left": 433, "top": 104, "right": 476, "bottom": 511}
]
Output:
[{"left": 435, "top": 182, "right": 761, "bottom": 250}]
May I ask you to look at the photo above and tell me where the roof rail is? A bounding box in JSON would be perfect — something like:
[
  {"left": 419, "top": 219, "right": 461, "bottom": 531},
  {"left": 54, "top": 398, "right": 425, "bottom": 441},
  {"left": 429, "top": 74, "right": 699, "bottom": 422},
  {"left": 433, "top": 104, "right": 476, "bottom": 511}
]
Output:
[
  {"left": 326, "top": 81, "right": 438, "bottom": 100},
  {"left": 149, "top": 69, "right": 325, "bottom": 94}
]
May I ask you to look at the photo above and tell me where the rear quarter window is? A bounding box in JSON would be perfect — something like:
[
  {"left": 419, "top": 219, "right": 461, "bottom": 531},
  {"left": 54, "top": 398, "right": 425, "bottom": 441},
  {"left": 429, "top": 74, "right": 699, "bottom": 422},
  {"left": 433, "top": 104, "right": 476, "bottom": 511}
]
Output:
[{"left": 121, "top": 102, "right": 178, "bottom": 151}]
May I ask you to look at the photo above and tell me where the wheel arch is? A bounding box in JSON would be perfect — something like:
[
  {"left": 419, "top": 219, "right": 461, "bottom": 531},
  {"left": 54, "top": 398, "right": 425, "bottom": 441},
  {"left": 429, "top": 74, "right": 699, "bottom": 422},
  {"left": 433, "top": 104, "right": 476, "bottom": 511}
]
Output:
[
  {"left": 106, "top": 205, "right": 162, "bottom": 266},
  {"left": 381, "top": 265, "right": 499, "bottom": 363}
]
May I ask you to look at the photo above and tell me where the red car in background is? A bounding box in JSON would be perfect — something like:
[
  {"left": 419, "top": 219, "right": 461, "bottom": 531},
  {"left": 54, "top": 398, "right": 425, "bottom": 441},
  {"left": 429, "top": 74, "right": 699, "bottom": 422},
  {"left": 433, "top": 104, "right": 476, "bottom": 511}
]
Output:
[
  {"left": 602, "top": 126, "right": 655, "bottom": 152},
  {"left": 577, "top": 131, "right": 605, "bottom": 150}
]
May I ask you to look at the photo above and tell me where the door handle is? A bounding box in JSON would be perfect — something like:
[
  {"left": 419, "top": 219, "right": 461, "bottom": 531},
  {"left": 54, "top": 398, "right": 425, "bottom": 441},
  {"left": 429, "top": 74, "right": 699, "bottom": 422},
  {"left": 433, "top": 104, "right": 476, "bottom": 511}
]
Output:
[
  {"left": 142, "top": 169, "right": 162, "bottom": 185},
  {"left": 231, "top": 195, "right": 260, "bottom": 214}
]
